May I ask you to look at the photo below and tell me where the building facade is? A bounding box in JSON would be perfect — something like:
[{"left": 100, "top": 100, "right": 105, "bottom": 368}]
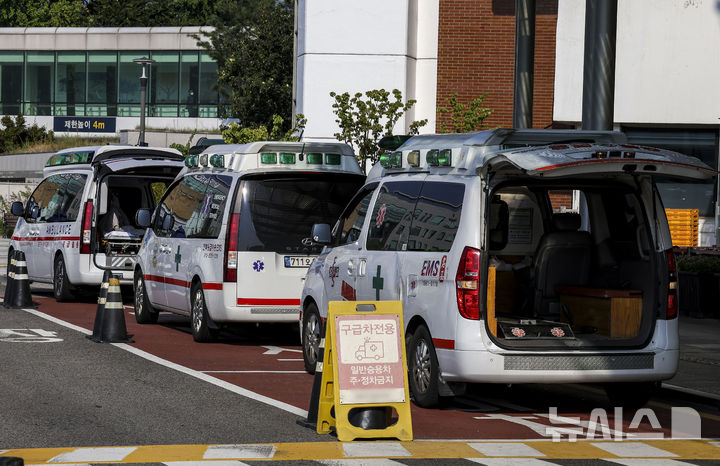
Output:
[
  {"left": 296, "top": 0, "right": 718, "bottom": 245},
  {"left": 0, "top": 27, "right": 223, "bottom": 135}
]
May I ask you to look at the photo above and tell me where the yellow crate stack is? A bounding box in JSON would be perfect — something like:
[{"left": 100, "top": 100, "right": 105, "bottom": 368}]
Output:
[{"left": 665, "top": 209, "right": 699, "bottom": 247}]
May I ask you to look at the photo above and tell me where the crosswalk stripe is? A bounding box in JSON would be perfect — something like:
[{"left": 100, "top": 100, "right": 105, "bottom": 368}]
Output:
[
  {"left": 48, "top": 447, "right": 137, "bottom": 463},
  {"left": 591, "top": 442, "right": 678, "bottom": 458},
  {"left": 203, "top": 445, "right": 275, "bottom": 460},
  {"left": 342, "top": 442, "right": 411, "bottom": 458},
  {"left": 468, "top": 442, "right": 545, "bottom": 457},
  {"left": 466, "top": 459, "right": 558, "bottom": 465},
  {"left": 602, "top": 459, "right": 700, "bottom": 466}
]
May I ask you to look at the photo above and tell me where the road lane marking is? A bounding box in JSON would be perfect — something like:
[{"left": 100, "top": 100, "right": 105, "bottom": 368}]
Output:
[
  {"left": 203, "top": 445, "right": 275, "bottom": 459},
  {"left": 320, "top": 460, "right": 405, "bottom": 465},
  {"left": 591, "top": 441, "right": 679, "bottom": 457},
  {"left": 4, "top": 440, "right": 720, "bottom": 463},
  {"left": 165, "top": 462, "right": 250, "bottom": 466},
  {"left": 20, "top": 308, "right": 308, "bottom": 418},
  {"left": 262, "top": 345, "right": 303, "bottom": 355},
  {"left": 342, "top": 442, "right": 411, "bottom": 457},
  {"left": 468, "top": 443, "right": 545, "bottom": 457},
  {"left": 48, "top": 447, "right": 137, "bottom": 463}
]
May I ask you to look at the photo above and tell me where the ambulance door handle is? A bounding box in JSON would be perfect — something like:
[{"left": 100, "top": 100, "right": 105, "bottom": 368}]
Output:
[{"left": 358, "top": 258, "right": 367, "bottom": 277}]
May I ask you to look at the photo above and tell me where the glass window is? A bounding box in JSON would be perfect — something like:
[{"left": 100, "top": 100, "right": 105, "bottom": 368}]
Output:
[
  {"left": 236, "top": 173, "right": 365, "bottom": 254},
  {"left": 623, "top": 127, "right": 718, "bottom": 217},
  {"left": 26, "top": 174, "right": 87, "bottom": 223},
  {"left": 24, "top": 51, "right": 54, "bottom": 116},
  {"left": 191, "top": 174, "right": 232, "bottom": 238},
  {"left": 87, "top": 52, "right": 118, "bottom": 116},
  {"left": 407, "top": 182, "right": 464, "bottom": 252},
  {"left": 118, "top": 51, "right": 147, "bottom": 116},
  {"left": 198, "top": 53, "right": 218, "bottom": 117},
  {"left": 333, "top": 185, "right": 377, "bottom": 245},
  {"left": 55, "top": 52, "right": 86, "bottom": 116},
  {"left": 366, "top": 181, "right": 423, "bottom": 251},
  {"left": 156, "top": 175, "right": 206, "bottom": 238},
  {"left": 150, "top": 52, "right": 179, "bottom": 117},
  {"left": 0, "top": 52, "right": 23, "bottom": 115},
  {"left": 180, "top": 51, "right": 199, "bottom": 117}
]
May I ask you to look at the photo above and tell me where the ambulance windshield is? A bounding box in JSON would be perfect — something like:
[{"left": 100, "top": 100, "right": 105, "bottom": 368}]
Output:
[{"left": 236, "top": 173, "right": 365, "bottom": 254}]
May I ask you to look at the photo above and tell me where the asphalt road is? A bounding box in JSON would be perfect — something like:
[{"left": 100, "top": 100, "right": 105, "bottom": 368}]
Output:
[{"left": 0, "top": 306, "right": 320, "bottom": 450}]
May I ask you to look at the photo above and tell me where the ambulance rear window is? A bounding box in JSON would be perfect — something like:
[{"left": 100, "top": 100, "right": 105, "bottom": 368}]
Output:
[{"left": 235, "top": 173, "right": 365, "bottom": 254}]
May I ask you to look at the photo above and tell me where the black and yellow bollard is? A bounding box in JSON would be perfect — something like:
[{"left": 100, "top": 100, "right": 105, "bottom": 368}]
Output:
[
  {"left": 89, "top": 275, "right": 133, "bottom": 343},
  {"left": 3, "top": 250, "right": 17, "bottom": 307},
  {"left": 3, "top": 250, "right": 33, "bottom": 309},
  {"left": 89, "top": 270, "right": 112, "bottom": 342}
]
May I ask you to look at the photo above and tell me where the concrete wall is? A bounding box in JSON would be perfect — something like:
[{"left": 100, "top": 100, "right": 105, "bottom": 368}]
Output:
[
  {"left": 554, "top": 0, "right": 720, "bottom": 125},
  {"left": 119, "top": 130, "right": 222, "bottom": 148},
  {"left": 295, "top": 0, "right": 439, "bottom": 141}
]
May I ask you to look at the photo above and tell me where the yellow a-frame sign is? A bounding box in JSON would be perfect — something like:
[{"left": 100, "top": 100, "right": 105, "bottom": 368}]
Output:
[{"left": 316, "top": 300, "right": 413, "bottom": 441}]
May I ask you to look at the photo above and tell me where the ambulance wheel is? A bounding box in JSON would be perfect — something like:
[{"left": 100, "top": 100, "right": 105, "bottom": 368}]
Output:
[
  {"left": 408, "top": 325, "right": 440, "bottom": 408},
  {"left": 134, "top": 270, "right": 158, "bottom": 324},
  {"left": 302, "top": 303, "right": 322, "bottom": 374},
  {"left": 53, "top": 255, "right": 73, "bottom": 302},
  {"left": 191, "top": 283, "right": 216, "bottom": 342}
]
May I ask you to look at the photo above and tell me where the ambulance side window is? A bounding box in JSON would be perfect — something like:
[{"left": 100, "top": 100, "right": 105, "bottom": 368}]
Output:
[
  {"left": 187, "top": 174, "right": 232, "bottom": 239},
  {"left": 27, "top": 174, "right": 87, "bottom": 223},
  {"left": 333, "top": 186, "right": 377, "bottom": 246},
  {"left": 406, "top": 182, "right": 465, "bottom": 252},
  {"left": 155, "top": 175, "right": 205, "bottom": 238},
  {"left": 366, "top": 181, "right": 423, "bottom": 251}
]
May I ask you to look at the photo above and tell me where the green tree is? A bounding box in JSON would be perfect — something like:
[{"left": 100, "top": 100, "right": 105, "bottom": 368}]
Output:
[
  {"left": 0, "top": 0, "right": 89, "bottom": 27},
  {"left": 199, "top": 0, "right": 294, "bottom": 132},
  {"left": 222, "top": 113, "right": 306, "bottom": 144},
  {"left": 330, "top": 89, "right": 427, "bottom": 172},
  {"left": 86, "top": 0, "right": 217, "bottom": 27},
  {"left": 437, "top": 93, "right": 493, "bottom": 133}
]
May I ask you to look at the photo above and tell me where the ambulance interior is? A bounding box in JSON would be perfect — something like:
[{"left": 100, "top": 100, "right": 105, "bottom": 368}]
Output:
[
  {"left": 95, "top": 176, "right": 172, "bottom": 257},
  {"left": 485, "top": 182, "right": 659, "bottom": 348}
]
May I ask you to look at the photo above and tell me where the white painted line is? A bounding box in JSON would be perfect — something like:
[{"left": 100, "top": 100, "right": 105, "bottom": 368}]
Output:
[
  {"left": 467, "top": 459, "right": 556, "bottom": 466},
  {"left": 48, "top": 446, "right": 137, "bottom": 463},
  {"left": 165, "top": 462, "right": 250, "bottom": 466},
  {"left": 202, "top": 370, "right": 307, "bottom": 374},
  {"left": 321, "top": 460, "right": 405, "bottom": 465},
  {"left": 203, "top": 444, "right": 275, "bottom": 459},
  {"left": 342, "top": 442, "right": 411, "bottom": 458},
  {"left": 711, "top": 441, "right": 720, "bottom": 448},
  {"left": 22, "top": 308, "right": 308, "bottom": 418},
  {"left": 468, "top": 443, "right": 545, "bottom": 457},
  {"left": 591, "top": 442, "right": 678, "bottom": 458},
  {"left": 602, "top": 460, "right": 698, "bottom": 466}
]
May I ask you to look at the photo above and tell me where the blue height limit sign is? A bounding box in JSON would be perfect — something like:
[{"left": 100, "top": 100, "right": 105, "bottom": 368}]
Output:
[{"left": 54, "top": 116, "right": 116, "bottom": 133}]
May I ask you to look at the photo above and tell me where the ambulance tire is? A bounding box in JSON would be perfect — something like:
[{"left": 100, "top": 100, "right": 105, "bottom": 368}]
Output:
[
  {"left": 134, "top": 270, "right": 158, "bottom": 324},
  {"left": 302, "top": 303, "right": 321, "bottom": 374},
  {"left": 191, "top": 283, "right": 217, "bottom": 342},
  {"left": 408, "top": 325, "right": 440, "bottom": 408},
  {"left": 53, "top": 254, "right": 73, "bottom": 302}
]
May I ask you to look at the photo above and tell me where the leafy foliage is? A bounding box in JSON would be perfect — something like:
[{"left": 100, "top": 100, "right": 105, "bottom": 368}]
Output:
[
  {"left": 0, "top": 114, "right": 54, "bottom": 154},
  {"left": 677, "top": 253, "right": 720, "bottom": 274},
  {"left": 169, "top": 129, "right": 198, "bottom": 157},
  {"left": 330, "top": 89, "right": 427, "bottom": 172},
  {"left": 0, "top": 0, "right": 218, "bottom": 27},
  {"left": 437, "top": 93, "right": 493, "bottom": 133},
  {"left": 222, "top": 114, "right": 306, "bottom": 144},
  {"left": 198, "top": 0, "right": 294, "bottom": 132}
]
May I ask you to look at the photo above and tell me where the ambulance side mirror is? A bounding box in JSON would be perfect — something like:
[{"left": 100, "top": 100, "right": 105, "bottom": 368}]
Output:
[
  {"left": 10, "top": 201, "right": 24, "bottom": 216},
  {"left": 311, "top": 223, "right": 331, "bottom": 245},
  {"left": 135, "top": 208, "right": 152, "bottom": 228}
]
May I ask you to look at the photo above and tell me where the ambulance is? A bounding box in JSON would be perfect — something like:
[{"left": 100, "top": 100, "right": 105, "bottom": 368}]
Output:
[
  {"left": 132, "top": 141, "right": 365, "bottom": 342},
  {"left": 9, "top": 145, "right": 184, "bottom": 301},
  {"left": 300, "top": 129, "right": 715, "bottom": 408}
]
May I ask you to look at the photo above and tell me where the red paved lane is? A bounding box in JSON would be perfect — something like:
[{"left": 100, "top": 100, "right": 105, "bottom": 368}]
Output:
[{"left": 30, "top": 293, "right": 720, "bottom": 440}]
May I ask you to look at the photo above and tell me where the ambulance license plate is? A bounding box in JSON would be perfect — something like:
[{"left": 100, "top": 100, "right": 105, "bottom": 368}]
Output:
[{"left": 284, "top": 256, "right": 314, "bottom": 268}]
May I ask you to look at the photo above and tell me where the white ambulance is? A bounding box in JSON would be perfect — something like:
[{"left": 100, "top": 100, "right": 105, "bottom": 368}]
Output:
[
  {"left": 132, "top": 141, "right": 365, "bottom": 341},
  {"left": 9, "top": 145, "right": 184, "bottom": 301},
  {"left": 301, "top": 129, "right": 715, "bottom": 407}
]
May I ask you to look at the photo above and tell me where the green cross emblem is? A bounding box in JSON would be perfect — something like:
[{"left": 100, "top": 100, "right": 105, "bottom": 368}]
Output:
[
  {"left": 175, "top": 245, "right": 181, "bottom": 271},
  {"left": 372, "top": 265, "right": 384, "bottom": 300}
]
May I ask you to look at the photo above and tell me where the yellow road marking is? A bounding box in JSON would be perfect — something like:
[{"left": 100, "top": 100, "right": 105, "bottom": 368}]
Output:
[{"left": 1, "top": 439, "right": 718, "bottom": 463}]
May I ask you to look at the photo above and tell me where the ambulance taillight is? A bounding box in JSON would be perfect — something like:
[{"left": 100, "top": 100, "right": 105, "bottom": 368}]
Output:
[
  {"left": 666, "top": 250, "right": 678, "bottom": 319},
  {"left": 224, "top": 213, "right": 239, "bottom": 282},
  {"left": 80, "top": 200, "right": 93, "bottom": 254},
  {"left": 456, "top": 246, "right": 480, "bottom": 320}
]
